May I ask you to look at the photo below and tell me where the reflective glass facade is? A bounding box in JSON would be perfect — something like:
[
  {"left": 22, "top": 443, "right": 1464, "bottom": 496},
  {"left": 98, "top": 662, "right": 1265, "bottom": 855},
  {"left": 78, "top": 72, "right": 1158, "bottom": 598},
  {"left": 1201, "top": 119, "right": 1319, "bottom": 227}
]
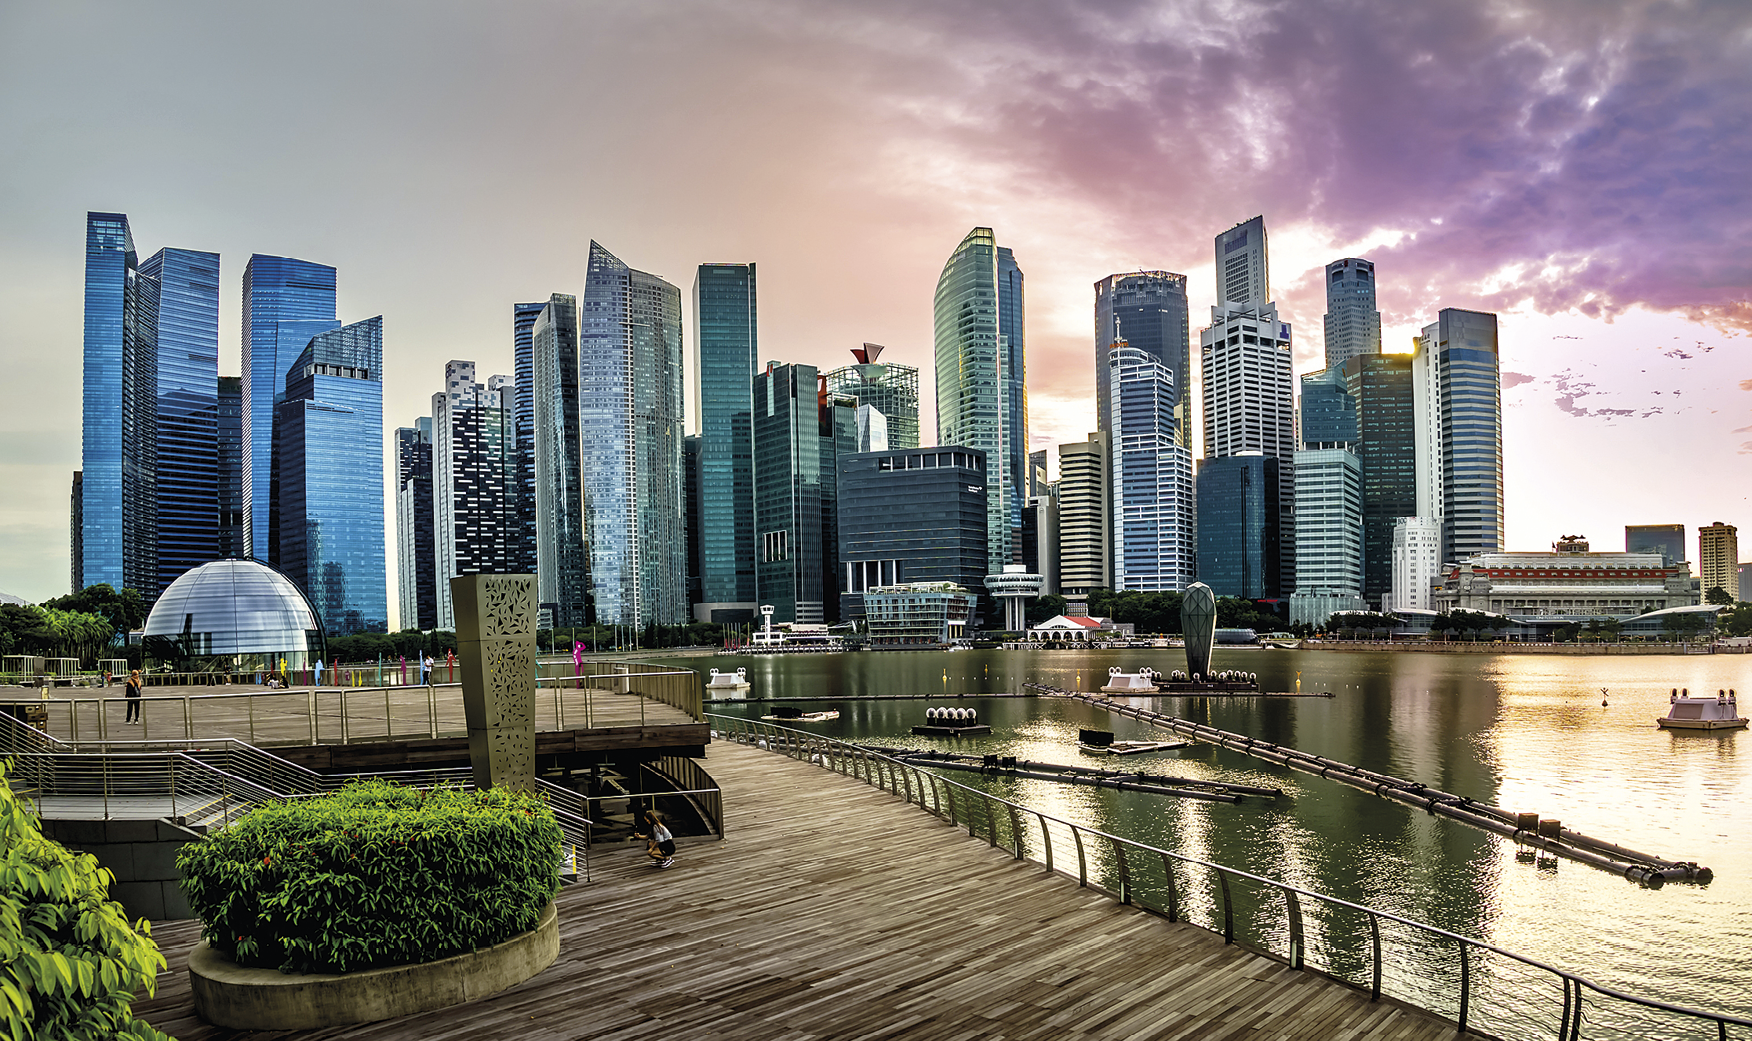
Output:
[
  {"left": 1343, "top": 353, "right": 1417, "bottom": 607},
  {"left": 998, "top": 247, "right": 1028, "bottom": 563},
  {"left": 934, "top": 227, "right": 1015, "bottom": 574},
  {"left": 142, "top": 559, "right": 323, "bottom": 668},
  {"left": 395, "top": 419, "right": 436, "bottom": 630},
  {"left": 578, "top": 241, "right": 687, "bottom": 626},
  {"left": 532, "top": 295, "right": 589, "bottom": 627},
  {"left": 511, "top": 301, "right": 545, "bottom": 574},
  {"left": 1626, "top": 524, "right": 1686, "bottom": 565},
  {"left": 1196, "top": 453, "right": 1279, "bottom": 599},
  {"left": 693, "top": 264, "right": 758, "bottom": 614},
  {"left": 1094, "top": 271, "right": 1190, "bottom": 446},
  {"left": 824, "top": 353, "right": 920, "bottom": 451},
  {"left": 242, "top": 255, "right": 337, "bottom": 559},
  {"left": 1108, "top": 346, "right": 1192, "bottom": 592},
  {"left": 218, "top": 376, "right": 243, "bottom": 559},
  {"left": 819, "top": 391, "right": 858, "bottom": 622},
  {"left": 752, "top": 363, "right": 824, "bottom": 624},
  {"left": 1323, "top": 258, "right": 1381, "bottom": 370},
  {"left": 79, "top": 213, "right": 147, "bottom": 595},
  {"left": 274, "top": 317, "right": 387, "bottom": 635},
  {"left": 139, "top": 247, "right": 221, "bottom": 597},
  {"left": 836, "top": 448, "right": 988, "bottom": 624},
  {"left": 1414, "top": 309, "right": 1502, "bottom": 565}
]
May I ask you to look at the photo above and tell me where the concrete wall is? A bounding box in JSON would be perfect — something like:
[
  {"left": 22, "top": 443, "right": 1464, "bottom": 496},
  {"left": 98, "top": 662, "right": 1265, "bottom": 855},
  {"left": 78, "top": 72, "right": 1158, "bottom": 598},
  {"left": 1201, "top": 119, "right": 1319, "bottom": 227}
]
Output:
[{"left": 40, "top": 817, "right": 201, "bottom": 920}]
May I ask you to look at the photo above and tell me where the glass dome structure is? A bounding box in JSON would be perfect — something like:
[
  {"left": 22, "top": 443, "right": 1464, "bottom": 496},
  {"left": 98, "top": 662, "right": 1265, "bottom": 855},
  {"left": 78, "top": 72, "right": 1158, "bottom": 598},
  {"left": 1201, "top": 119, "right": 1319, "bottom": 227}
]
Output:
[{"left": 142, "top": 560, "right": 324, "bottom": 668}]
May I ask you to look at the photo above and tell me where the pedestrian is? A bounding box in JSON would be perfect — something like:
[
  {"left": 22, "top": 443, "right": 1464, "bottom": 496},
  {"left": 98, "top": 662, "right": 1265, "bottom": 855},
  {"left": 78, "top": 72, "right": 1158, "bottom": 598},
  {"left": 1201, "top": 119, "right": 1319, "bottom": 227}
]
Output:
[
  {"left": 314, "top": 658, "right": 325, "bottom": 687},
  {"left": 642, "top": 809, "right": 676, "bottom": 868},
  {"left": 422, "top": 655, "right": 433, "bottom": 685},
  {"left": 124, "top": 669, "right": 143, "bottom": 725}
]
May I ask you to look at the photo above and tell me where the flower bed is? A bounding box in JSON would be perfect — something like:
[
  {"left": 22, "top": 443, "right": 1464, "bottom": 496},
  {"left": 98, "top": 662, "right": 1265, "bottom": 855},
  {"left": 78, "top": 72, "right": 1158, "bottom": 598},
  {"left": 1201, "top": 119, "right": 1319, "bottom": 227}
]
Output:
[{"left": 176, "top": 779, "right": 561, "bottom": 975}]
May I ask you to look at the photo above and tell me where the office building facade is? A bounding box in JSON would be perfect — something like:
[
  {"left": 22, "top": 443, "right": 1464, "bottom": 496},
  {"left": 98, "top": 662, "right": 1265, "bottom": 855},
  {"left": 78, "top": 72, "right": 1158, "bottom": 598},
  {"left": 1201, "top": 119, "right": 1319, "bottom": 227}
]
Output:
[
  {"left": 1323, "top": 258, "right": 1381, "bottom": 370},
  {"left": 693, "top": 263, "right": 759, "bottom": 622},
  {"left": 531, "top": 294, "right": 589, "bottom": 628},
  {"left": 752, "top": 363, "right": 825, "bottom": 624},
  {"left": 217, "top": 376, "right": 243, "bottom": 560},
  {"left": 579, "top": 241, "right": 688, "bottom": 627},
  {"left": 242, "top": 255, "right": 339, "bottom": 560},
  {"left": 1699, "top": 522, "right": 1740, "bottom": 602},
  {"left": 837, "top": 447, "right": 989, "bottom": 623},
  {"left": 1196, "top": 453, "right": 1280, "bottom": 599},
  {"left": 1412, "top": 308, "right": 1503, "bottom": 565},
  {"left": 1056, "top": 432, "right": 1109, "bottom": 595},
  {"left": 273, "top": 318, "right": 388, "bottom": 635},
  {"left": 935, "top": 227, "right": 1024, "bottom": 573},
  {"left": 1094, "top": 271, "right": 1191, "bottom": 445},
  {"left": 1626, "top": 524, "right": 1686, "bottom": 565},
  {"left": 825, "top": 344, "right": 920, "bottom": 451},
  {"left": 1107, "top": 346, "right": 1192, "bottom": 592},
  {"left": 1387, "top": 516, "right": 1442, "bottom": 613},
  {"left": 431, "top": 361, "right": 516, "bottom": 630},
  {"left": 1343, "top": 353, "right": 1417, "bottom": 608},
  {"left": 1291, "top": 368, "right": 1365, "bottom": 625},
  {"left": 395, "top": 420, "right": 436, "bottom": 631},
  {"left": 510, "top": 301, "right": 545, "bottom": 574}
]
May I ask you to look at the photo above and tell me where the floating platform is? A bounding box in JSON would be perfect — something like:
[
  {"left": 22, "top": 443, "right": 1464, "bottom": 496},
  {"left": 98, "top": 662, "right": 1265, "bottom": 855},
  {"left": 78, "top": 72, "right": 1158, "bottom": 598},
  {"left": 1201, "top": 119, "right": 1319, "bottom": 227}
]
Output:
[
  {"left": 762, "top": 710, "right": 839, "bottom": 723},
  {"left": 911, "top": 724, "right": 992, "bottom": 737}
]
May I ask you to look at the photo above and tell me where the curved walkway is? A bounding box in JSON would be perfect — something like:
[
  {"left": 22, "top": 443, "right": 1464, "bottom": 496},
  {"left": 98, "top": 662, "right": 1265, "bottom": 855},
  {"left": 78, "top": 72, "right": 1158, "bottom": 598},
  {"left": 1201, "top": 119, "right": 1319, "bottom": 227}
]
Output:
[{"left": 137, "top": 741, "right": 1452, "bottom": 1040}]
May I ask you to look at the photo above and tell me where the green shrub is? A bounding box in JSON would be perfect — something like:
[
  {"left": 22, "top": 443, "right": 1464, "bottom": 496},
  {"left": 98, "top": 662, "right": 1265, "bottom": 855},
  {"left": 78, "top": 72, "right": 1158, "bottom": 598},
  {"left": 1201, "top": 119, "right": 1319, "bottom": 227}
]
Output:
[
  {"left": 176, "top": 779, "right": 561, "bottom": 975},
  {"left": 0, "top": 760, "right": 171, "bottom": 1041}
]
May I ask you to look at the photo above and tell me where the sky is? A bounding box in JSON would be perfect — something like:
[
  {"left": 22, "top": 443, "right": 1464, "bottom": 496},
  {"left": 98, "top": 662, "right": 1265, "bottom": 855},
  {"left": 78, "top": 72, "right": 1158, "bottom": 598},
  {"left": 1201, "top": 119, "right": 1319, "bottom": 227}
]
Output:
[{"left": 1, "top": 0, "right": 1749, "bottom": 611}]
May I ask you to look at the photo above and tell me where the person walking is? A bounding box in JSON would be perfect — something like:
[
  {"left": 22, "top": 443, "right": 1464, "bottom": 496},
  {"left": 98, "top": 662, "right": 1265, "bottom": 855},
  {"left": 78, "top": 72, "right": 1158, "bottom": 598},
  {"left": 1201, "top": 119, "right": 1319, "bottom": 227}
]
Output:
[
  {"left": 123, "top": 669, "right": 143, "bottom": 725},
  {"left": 421, "top": 655, "right": 433, "bottom": 685}
]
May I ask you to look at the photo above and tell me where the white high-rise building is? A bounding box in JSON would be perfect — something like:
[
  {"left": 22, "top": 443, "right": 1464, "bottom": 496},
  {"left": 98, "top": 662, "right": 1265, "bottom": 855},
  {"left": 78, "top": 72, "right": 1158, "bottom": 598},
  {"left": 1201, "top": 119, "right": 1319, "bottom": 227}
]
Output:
[
  {"left": 1201, "top": 216, "right": 1295, "bottom": 596},
  {"left": 1411, "top": 309, "right": 1503, "bottom": 566},
  {"left": 1290, "top": 369, "right": 1365, "bottom": 626},
  {"left": 1699, "top": 521, "right": 1740, "bottom": 602},
  {"left": 1388, "top": 517, "right": 1442, "bottom": 612},
  {"left": 1107, "top": 346, "right": 1193, "bottom": 592}
]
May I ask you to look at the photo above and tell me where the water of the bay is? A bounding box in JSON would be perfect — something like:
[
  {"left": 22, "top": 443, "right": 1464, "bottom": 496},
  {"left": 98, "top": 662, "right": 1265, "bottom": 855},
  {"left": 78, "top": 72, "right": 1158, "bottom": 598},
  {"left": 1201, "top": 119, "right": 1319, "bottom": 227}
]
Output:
[{"left": 670, "top": 646, "right": 1752, "bottom": 1029}]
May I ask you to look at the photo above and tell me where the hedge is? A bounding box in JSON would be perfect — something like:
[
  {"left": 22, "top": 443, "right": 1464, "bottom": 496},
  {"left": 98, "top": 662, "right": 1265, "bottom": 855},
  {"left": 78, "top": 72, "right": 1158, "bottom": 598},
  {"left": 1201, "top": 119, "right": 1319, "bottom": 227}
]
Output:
[
  {"left": 177, "top": 780, "right": 562, "bottom": 975},
  {"left": 1, "top": 760, "right": 170, "bottom": 1041}
]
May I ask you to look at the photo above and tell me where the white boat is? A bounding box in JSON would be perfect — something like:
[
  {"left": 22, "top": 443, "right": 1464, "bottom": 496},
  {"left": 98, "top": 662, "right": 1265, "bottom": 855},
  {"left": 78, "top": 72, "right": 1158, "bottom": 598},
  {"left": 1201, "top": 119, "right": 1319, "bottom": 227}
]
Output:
[
  {"left": 1100, "top": 666, "right": 1160, "bottom": 693},
  {"left": 706, "top": 667, "right": 751, "bottom": 691},
  {"left": 1078, "top": 739, "right": 1189, "bottom": 756},
  {"left": 1657, "top": 689, "right": 1746, "bottom": 731},
  {"left": 761, "top": 707, "right": 840, "bottom": 723}
]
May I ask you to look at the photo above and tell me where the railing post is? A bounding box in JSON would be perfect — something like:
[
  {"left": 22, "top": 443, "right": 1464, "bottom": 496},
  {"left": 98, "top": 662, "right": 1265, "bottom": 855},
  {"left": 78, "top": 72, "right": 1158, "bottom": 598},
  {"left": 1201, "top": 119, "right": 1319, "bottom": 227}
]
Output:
[
  {"left": 1559, "top": 977, "right": 1572, "bottom": 1039},
  {"left": 1040, "top": 815, "right": 1053, "bottom": 874},
  {"left": 183, "top": 695, "right": 192, "bottom": 740},
  {"left": 984, "top": 795, "right": 997, "bottom": 847},
  {"left": 1217, "top": 867, "right": 1234, "bottom": 944},
  {"left": 1072, "top": 826, "right": 1088, "bottom": 886},
  {"left": 1006, "top": 803, "right": 1023, "bottom": 859},
  {"left": 384, "top": 687, "right": 392, "bottom": 739},
  {"left": 1284, "top": 887, "right": 1304, "bottom": 970},
  {"left": 341, "top": 688, "right": 350, "bottom": 744},
  {"left": 428, "top": 683, "right": 438, "bottom": 739},
  {"left": 944, "top": 780, "right": 957, "bottom": 825},
  {"left": 1458, "top": 940, "right": 1471, "bottom": 1034},
  {"left": 248, "top": 694, "right": 256, "bottom": 745},
  {"left": 1160, "top": 853, "right": 1178, "bottom": 921},
  {"left": 1369, "top": 913, "right": 1382, "bottom": 1000},
  {"left": 1113, "top": 839, "right": 1131, "bottom": 904}
]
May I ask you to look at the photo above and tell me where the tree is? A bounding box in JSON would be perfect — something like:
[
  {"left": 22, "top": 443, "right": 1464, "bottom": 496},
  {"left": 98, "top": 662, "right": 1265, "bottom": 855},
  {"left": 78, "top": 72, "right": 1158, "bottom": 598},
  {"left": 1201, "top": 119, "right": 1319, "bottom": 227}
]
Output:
[
  {"left": 1026, "top": 594, "right": 1067, "bottom": 627},
  {"left": 42, "top": 584, "right": 146, "bottom": 639},
  {"left": 1704, "top": 585, "right": 1734, "bottom": 606},
  {"left": 1720, "top": 604, "right": 1752, "bottom": 638},
  {"left": 1662, "top": 612, "right": 1711, "bottom": 642}
]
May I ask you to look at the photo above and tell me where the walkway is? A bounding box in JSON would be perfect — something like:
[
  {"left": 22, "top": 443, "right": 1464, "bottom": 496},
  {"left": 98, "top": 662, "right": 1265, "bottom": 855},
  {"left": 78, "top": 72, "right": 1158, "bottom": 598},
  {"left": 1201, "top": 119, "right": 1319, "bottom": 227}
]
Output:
[{"left": 136, "top": 741, "right": 1452, "bottom": 1040}]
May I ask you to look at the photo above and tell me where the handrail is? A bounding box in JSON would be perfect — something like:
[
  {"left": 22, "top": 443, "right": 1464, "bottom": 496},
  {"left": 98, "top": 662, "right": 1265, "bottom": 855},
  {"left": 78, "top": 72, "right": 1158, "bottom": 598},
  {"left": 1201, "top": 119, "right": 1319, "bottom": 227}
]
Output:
[{"left": 707, "top": 713, "right": 1752, "bottom": 1041}]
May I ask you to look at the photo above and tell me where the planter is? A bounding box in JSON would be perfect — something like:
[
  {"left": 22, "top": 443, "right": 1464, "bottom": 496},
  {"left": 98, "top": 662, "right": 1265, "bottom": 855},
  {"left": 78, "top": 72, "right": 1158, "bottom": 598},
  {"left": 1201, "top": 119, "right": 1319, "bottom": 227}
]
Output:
[{"left": 189, "top": 900, "right": 558, "bottom": 1030}]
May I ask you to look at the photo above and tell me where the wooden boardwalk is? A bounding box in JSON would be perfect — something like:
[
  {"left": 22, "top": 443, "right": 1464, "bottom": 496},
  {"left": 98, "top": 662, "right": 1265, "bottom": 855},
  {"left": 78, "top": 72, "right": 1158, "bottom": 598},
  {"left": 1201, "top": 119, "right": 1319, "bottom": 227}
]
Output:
[{"left": 135, "top": 742, "right": 1454, "bottom": 1040}]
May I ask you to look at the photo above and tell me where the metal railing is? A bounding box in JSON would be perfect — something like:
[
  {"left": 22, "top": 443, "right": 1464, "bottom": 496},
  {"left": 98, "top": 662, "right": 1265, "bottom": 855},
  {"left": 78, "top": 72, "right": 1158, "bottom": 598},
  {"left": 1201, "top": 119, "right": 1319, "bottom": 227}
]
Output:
[
  {"left": 536, "top": 660, "right": 703, "bottom": 721},
  {"left": 709, "top": 714, "right": 1752, "bottom": 1041}
]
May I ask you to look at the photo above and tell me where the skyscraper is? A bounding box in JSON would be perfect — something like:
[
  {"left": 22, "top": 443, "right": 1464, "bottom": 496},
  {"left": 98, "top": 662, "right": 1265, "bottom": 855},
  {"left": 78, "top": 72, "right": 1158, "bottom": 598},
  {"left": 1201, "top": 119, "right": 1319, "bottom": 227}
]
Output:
[
  {"left": 1290, "top": 368, "right": 1365, "bottom": 625},
  {"left": 1201, "top": 217, "right": 1294, "bottom": 597},
  {"left": 578, "top": 241, "right": 687, "bottom": 627},
  {"left": 1626, "top": 524, "right": 1686, "bottom": 564},
  {"left": 431, "top": 361, "right": 516, "bottom": 630},
  {"left": 818, "top": 386, "right": 859, "bottom": 623},
  {"left": 1196, "top": 453, "right": 1280, "bottom": 599},
  {"left": 935, "top": 227, "right": 1025, "bottom": 573},
  {"left": 273, "top": 317, "right": 388, "bottom": 635},
  {"left": 1699, "top": 522, "right": 1739, "bottom": 601},
  {"left": 242, "top": 255, "right": 338, "bottom": 561},
  {"left": 77, "top": 213, "right": 222, "bottom": 603},
  {"left": 1323, "top": 258, "right": 1382, "bottom": 370},
  {"left": 752, "top": 362, "right": 825, "bottom": 624},
  {"left": 1412, "top": 308, "right": 1503, "bottom": 565},
  {"left": 1343, "top": 353, "right": 1417, "bottom": 608},
  {"left": 509, "top": 301, "right": 545, "bottom": 574},
  {"left": 1107, "top": 346, "right": 1192, "bottom": 592},
  {"left": 824, "top": 344, "right": 920, "bottom": 451},
  {"left": 1056, "top": 432, "right": 1109, "bottom": 596},
  {"left": 530, "top": 294, "right": 589, "bottom": 628},
  {"left": 395, "top": 419, "right": 436, "bottom": 631},
  {"left": 217, "top": 376, "right": 243, "bottom": 560},
  {"left": 1094, "top": 271, "right": 1191, "bottom": 445},
  {"left": 693, "top": 263, "right": 759, "bottom": 622},
  {"left": 837, "top": 447, "right": 990, "bottom": 623}
]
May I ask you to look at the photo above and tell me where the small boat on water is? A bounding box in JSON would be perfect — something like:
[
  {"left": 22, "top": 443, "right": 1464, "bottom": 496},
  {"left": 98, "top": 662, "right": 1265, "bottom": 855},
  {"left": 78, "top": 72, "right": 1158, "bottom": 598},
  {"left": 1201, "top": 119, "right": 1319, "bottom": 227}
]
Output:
[
  {"left": 1077, "top": 728, "right": 1189, "bottom": 756},
  {"left": 761, "top": 706, "right": 840, "bottom": 723},
  {"left": 1657, "top": 689, "right": 1746, "bottom": 731},
  {"left": 706, "top": 667, "right": 751, "bottom": 691},
  {"left": 1100, "top": 667, "right": 1159, "bottom": 693}
]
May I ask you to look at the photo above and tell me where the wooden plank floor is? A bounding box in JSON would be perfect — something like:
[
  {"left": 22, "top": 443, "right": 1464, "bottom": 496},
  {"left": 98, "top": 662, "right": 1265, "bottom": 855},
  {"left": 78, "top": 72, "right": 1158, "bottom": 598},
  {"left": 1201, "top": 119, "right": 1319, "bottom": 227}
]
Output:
[{"left": 135, "top": 742, "right": 1455, "bottom": 1040}]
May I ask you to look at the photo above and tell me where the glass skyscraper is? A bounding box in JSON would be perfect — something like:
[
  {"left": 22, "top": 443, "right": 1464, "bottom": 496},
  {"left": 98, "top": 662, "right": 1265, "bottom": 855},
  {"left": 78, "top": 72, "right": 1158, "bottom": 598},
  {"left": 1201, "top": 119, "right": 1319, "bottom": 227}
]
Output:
[
  {"left": 578, "top": 241, "right": 687, "bottom": 627},
  {"left": 531, "top": 294, "right": 589, "bottom": 628},
  {"left": 1094, "top": 271, "right": 1191, "bottom": 446},
  {"left": 431, "top": 361, "right": 517, "bottom": 630},
  {"left": 1343, "top": 352, "right": 1417, "bottom": 607},
  {"left": 273, "top": 317, "right": 388, "bottom": 635},
  {"left": 1324, "top": 258, "right": 1381, "bottom": 370},
  {"left": 837, "top": 447, "right": 990, "bottom": 624},
  {"left": 1196, "top": 453, "right": 1279, "bottom": 599},
  {"left": 752, "top": 362, "right": 825, "bottom": 624},
  {"left": 1290, "top": 368, "right": 1365, "bottom": 625},
  {"left": 1107, "top": 345, "right": 1192, "bottom": 592},
  {"left": 1412, "top": 308, "right": 1503, "bottom": 565},
  {"left": 218, "top": 376, "right": 243, "bottom": 560},
  {"left": 935, "top": 227, "right": 1025, "bottom": 574},
  {"left": 242, "top": 255, "right": 338, "bottom": 561},
  {"left": 824, "top": 344, "right": 920, "bottom": 451},
  {"left": 692, "top": 263, "right": 758, "bottom": 622},
  {"left": 395, "top": 419, "right": 436, "bottom": 631},
  {"left": 511, "top": 301, "right": 546, "bottom": 575}
]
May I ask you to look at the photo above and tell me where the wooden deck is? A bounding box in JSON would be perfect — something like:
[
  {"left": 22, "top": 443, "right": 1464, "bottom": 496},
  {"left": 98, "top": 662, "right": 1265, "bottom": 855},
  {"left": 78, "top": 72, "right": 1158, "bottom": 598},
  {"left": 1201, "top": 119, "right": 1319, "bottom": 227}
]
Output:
[{"left": 135, "top": 741, "right": 1454, "bottom": 1040}]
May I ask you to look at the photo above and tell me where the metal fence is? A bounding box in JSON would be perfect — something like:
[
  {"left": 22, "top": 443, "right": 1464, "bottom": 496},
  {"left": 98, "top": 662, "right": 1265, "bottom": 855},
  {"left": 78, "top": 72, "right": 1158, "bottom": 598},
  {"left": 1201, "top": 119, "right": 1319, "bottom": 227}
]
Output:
[{"left": 709, "top": 714, "right": 1752, "bottom": 1041}]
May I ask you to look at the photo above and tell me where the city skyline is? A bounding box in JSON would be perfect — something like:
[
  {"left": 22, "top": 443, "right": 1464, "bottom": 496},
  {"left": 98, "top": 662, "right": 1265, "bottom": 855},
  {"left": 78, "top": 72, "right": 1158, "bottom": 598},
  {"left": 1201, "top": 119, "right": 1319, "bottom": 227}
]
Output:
[{"left": 4, "top": 2, "right": 1750, "bottom": 607}]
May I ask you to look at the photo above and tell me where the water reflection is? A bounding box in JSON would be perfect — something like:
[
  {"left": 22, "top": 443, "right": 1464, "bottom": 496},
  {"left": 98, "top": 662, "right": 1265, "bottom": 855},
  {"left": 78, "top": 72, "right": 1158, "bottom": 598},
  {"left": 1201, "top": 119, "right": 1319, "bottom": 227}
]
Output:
[{"left": 683, "top": 646, "right": 1750, "bottom": 1021}]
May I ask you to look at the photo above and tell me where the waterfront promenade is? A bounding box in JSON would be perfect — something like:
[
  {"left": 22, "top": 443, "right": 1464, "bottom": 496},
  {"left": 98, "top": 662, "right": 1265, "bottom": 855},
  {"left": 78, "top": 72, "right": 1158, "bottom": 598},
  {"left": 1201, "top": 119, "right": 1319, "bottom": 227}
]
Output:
[{"left": 136, "top": 741, "right": 1451, "bottom": 1040}]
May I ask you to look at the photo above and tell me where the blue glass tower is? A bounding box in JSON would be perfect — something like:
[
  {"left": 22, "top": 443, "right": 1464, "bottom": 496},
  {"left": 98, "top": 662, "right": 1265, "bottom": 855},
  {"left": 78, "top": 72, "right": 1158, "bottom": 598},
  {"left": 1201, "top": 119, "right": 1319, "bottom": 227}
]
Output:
[
  {"left": 242, "top": 255, "right": 338, "bottom": 561},
  {"left": 692, "top": 263, "right": 758, "bottom": 622},
  {"left": 395, "top": 419, "right": 436, "bottom": 631},
  {"left": 531, "top": 294, "right": 589, "bottom": 628},
  {"left": 998, "top": 247, "right": 1028, "bottom": 569},
  {"left": 1196, "top": 453, "right": 1279, "bottom": 599},
  {"left": 79, "top": 212, "right": 146, "bottom": 595},
  {"left": 1096, "top": 272, "right": 1191, "bottom": 444},
  {"left": 1414, "top": 308, "right": 1502, "bottom": 565},
  {"left": 1108, "top": 345, "right": 1192, "bottom": 592},
  {"left": 578, "top": 241, "right": 687, "bottom": 626},
  {"left": 753, "top": 362, "right": 824, "bottom": 624},
  {"left": 139, "top": 247, "right": 221, "bottom": 596},
  {"left": 273, "top": 317, "right": 388, "bottom": 635},
  {"left": 218, "top": 376, "right": 244, "bottom": 560}
]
